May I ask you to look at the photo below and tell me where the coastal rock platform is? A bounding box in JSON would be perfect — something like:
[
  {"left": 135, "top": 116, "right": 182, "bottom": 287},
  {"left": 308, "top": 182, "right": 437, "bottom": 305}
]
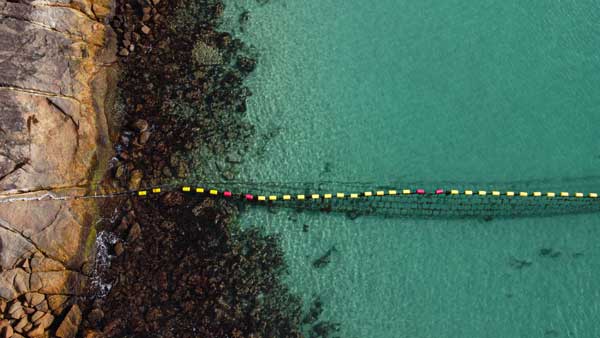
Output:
[{"left": 0, "top": 0, "right": 116, "bottom": 336}]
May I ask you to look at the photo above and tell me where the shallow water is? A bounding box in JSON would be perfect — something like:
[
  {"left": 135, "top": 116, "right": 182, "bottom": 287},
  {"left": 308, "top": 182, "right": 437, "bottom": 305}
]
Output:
[{"left": 221, "top": 1, "right": 600, "bottom": 337}]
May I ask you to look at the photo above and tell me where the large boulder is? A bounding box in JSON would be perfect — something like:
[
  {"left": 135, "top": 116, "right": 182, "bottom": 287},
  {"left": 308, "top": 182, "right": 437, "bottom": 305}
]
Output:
[{"left": 0, "top": 0, "right": 116, "bottom": 335}]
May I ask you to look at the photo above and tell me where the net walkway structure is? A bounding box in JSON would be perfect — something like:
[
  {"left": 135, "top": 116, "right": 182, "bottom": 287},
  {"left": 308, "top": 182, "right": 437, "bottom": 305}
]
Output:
[{"left": 3, "top": 180, "right": 600, "bottom": 219}]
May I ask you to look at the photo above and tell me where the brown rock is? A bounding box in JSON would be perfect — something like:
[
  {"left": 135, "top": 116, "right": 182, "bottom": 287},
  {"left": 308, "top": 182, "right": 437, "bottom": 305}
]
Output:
[
  {"left": 47, "top": 295, "right": 69, "bottom": 314},
  {"left": 55, "top": 305, "right": 81, "bottom": 338},
  {"left": 21, "top": 322, "right": 32, "bottom": 333},
  {"left": 21, "top": 259, "right": 30, "bottom": 273},
  {"left": 127, "top": 223, "right": 142, "bottom": 242},
  {"left": 86, "top": 308, "right": 104, "bottom": 326},
  {"left": 128, "top": 170, "right": 143, "bottom": 190},
  {"left": 30, "top": 271, "right": 87, "bottom": 295},
  {"left": 8, "top": 302, "right": 25, "bottom": 319},
  {"left": 0, "top": 299, "right": 6, "bottom": 313},
  {"left": 83, "top": 330, "right": 102, "bottom": 338},
  {"left": 141, "top": 25, "right": 151, "bottom": 34},
  {"left": 32, "top": 312, "right": 54, "bottom": 330},
  {"left": 0, "top": 269, "right": 29, "bottom": 300},
  {"left": 34, "top": 300, "right": 49, "bottom": 313},
  {"left": 161, "top": 192, "right": 184, "bottom": 207},
  {"left": 13, "top": 316, "right": 27, "bottom": 332},
  {"left": 159, "top": 221, "right": 175, "bottom": 230},
  {"left": 118, "top": 48, "right": 129, "bottom": 56},
  {"left": 177, "top": 161, "right": 188, "bottom": 178},
  {"left": 0, "top": 324, "right": 13, "bottom": 338},
  {"left": 113, "top": 242, "right": 124, "bottom": 256},
  {"left": 26, "top": 324, "right": 45, "bottom": 337},
  {"left": 133, "top": 119, "right": 149, "bottom": 132},
  {"left": 139, "top": 131, "right": 151, "bottom": 144},
  {"left": 114, "top": 165, "right": 125, "bottom": 179},
  {"left": 30, "top": 254, "right": 64, "bottom": 273},
  {"left": 25, "top": 293, "right": 45, "bottom": 308},
  {"left": 30, "top": 311, "right": 44, "bottom": 323}
]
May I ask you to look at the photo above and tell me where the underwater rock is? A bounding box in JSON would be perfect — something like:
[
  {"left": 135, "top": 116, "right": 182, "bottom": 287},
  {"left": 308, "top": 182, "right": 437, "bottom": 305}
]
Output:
[
  {"left": 127, "top": 223, "right": 142, "bottom": 242},
  {"left": 509, "top": 257, "right": 532, "bottom": 269},
  {"left": 302, "top": 296, "right": 323, "bottom": 324},
  {"left": 192, "top": 41, "right": 223, "bottom": 66},
  {"left": 539, "top": 248, "right": 561, "bottom": 258},
  {"left": 313, "top": 246, "right": 337, "bottom": 269}
]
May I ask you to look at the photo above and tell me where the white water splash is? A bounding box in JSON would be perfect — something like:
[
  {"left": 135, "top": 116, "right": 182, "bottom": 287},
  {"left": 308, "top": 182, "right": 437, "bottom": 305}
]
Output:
[{"left": 90, "top": 231, "right": 120, "bottom": 298}]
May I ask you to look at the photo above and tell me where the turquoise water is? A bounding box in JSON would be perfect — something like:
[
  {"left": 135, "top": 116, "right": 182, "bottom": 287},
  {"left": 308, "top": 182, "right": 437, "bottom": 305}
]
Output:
[{"left": 222, "top": 1, "right": 600, "bottom": 337}]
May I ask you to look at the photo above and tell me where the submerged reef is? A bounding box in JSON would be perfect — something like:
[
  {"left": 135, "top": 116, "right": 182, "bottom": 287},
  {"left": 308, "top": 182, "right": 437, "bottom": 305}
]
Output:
[{"left": 79, "top": 0, "right": 340, "bottom": 337}]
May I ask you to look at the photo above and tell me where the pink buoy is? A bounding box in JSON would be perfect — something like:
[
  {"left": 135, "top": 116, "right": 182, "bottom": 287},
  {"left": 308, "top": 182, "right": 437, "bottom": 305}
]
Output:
[
  {"left": 245, "top": 194, "right": 254, "bottom": 200},
  {"left": 416, "top": 189, "right": 425, "bottom": 195},
  {"left": 435, "top": 189, "right": 444, "bottom": 194},
  {"left": 224, "top": 191, "right": 232, "bottom": 197}
]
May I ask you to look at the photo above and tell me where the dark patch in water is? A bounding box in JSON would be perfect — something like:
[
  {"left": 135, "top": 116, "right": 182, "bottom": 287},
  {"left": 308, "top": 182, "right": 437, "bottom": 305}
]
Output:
[
  {"left": 539, "top": 248, "right": 562, "bottom": 258},
  {"left": 509, "top": 256, "right": 532, "bottom": 269},
  {"left": 572, "top": 252, "right": 584, "bottom": 258},
  {"left": 313, "top": 246, "right": 337, "bottom": 269},
  {"left": 309, "top": 321, "right": 341, "bottom": 338},
  {"left": 302, "top": 296, "right": 324, "bottom": 324}
]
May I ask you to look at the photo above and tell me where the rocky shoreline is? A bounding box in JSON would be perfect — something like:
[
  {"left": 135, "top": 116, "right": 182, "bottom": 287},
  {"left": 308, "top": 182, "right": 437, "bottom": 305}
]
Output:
[
  {"left": 1, "top": 0, "right": 340, "bottom": 336},
  {"left": 78, "top": 0, "right": 339, "bottom": 337}
]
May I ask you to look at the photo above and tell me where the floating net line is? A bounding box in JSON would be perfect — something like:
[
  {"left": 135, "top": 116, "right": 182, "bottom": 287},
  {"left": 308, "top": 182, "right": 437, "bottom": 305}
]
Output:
[{"left": 2, "top": 180, "right": 599, "bottom": 219}]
